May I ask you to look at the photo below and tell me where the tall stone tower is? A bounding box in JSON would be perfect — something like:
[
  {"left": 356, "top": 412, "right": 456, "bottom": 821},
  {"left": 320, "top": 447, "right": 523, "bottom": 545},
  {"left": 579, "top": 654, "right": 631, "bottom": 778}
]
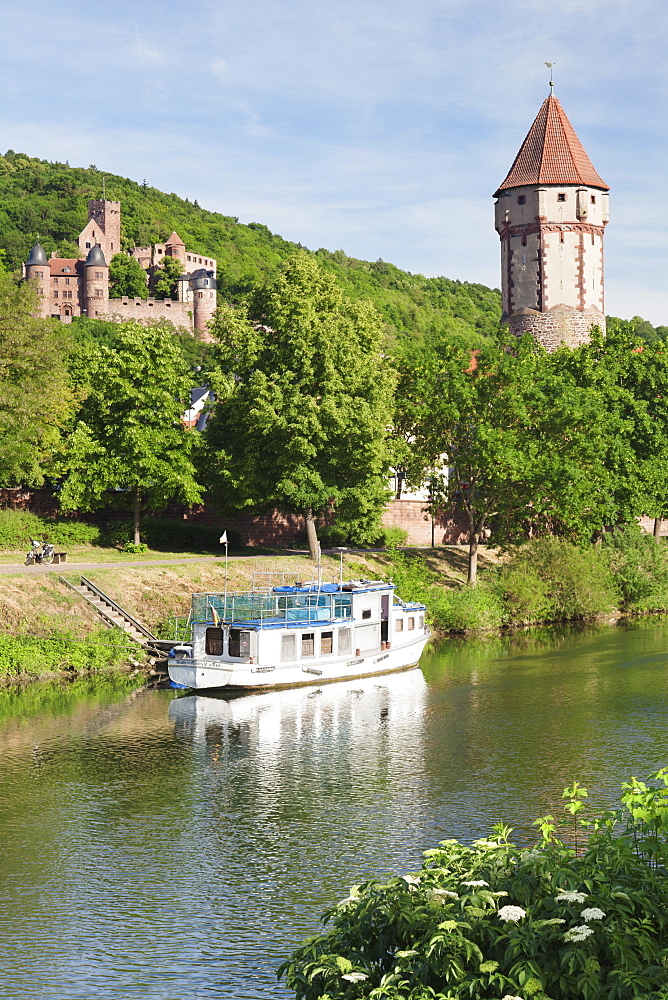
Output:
[
  {"left": 494, "top": 91, "right": 609, "bottom": 350},
  {"left": 25, "top": 244, "right": 51, "bottom": 318},
  {"left": 82, "top": 245, "right": 109, "bottom": 318}
]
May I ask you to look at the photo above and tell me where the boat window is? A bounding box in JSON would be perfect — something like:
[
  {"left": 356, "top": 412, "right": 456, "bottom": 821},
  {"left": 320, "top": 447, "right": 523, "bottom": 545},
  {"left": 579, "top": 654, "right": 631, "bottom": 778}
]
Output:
[
  {"left": 408, "top": 617, "right": 415, "bottom": 630},
  {"left": 321, "top": 631, "right": 333, "bottom": 655},
  {"left": 334, "top": 594, "right": 352, "bottom": 618},
  {"left": 362, "top": 608, "right": 372, "bottom": 620},
  {"left": 205, "top": 627, "right": 223, "bottom": 656},
  {"left": 395, "top": 619, "right": 404, "bottom": 632},
  {"left": 301, "top": 633, "right": 315, "bottom": 657},
  {"left": 281, "top": 634, "right": 296, "bottom": 661},
  {"left": 338, "top": 628, "right": 351, "bottom": 654},
  {"left": 419, "top": 615, "right": 424, "bottom": 629},
  {"left": 229, "top": 628, "right": 251, "bottom": 657}
]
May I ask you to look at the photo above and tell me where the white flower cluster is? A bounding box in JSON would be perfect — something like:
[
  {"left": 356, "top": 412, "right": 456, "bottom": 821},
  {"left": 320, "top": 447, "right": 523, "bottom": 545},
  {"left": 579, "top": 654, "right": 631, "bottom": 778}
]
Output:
[
  {"left": 474, "top": 839, "right": 501, "bottom": 850},
  {"left": 501, "top": 995, "right": 524, "bottom": 1000},
  {"left": 342, "top": 972, "right": 368, "bottom": 982},
  {"left": 430, "top": 888, "right": 459, "bottom": 901},
  {"left": 497, "top": 905, "right": 526, "bottom": 923},
  {"left": 563, "top": 925, "right": 594, "bottom": 942},
  {"left": 554, "top": 890, "right": 588, "bottom": 903},
  {"left": 338, "top": 885, "right": 361, "bottom": 906},
  {"left": 581, "top": 907, "right": 605, "bottom": 922},
  {"left": 402, "top": 874, "right": 421, "bottom": 887},
  {"left": 462, "top": 879, "right": 489, "bottom": 887}
]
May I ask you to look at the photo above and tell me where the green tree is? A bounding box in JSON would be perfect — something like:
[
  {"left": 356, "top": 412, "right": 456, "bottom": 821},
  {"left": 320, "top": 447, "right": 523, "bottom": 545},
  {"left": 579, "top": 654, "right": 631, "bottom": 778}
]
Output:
[
  {"left": 108, "top": 253, "right": 148, "bottom": 298},
  {"left": 58, "top": 322, "right": 202, "bottom": 545},
  {"left": 152, "top": 255, "right": 183, "bottom": 299},
  {"left": 204, "top": 252, "right": 395, "bottom": 558},
  {"left": 0, "top": 274, "right": 74, "bottom": 486},
  {"left": 403, "top": 335, "right": 617, "bottom": 584}
]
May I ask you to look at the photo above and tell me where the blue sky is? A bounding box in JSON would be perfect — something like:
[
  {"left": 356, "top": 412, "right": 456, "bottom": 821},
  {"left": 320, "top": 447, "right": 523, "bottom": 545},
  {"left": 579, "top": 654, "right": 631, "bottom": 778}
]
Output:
[{"left": 2, "top": 0, "right": 667, "bottom": 322}]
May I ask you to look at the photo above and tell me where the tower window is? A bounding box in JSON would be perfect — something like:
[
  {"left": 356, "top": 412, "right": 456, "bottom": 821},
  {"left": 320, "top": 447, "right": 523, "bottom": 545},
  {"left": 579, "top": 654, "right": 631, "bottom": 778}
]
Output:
[
  {"left": 517, "top": 195, "right": 526, "bottom": 205},
  {"left": 85, "top": 242, "right": 91, "bottom": 249},
  {"left": 591, "top": 195, "right": 596, "bottom": 204},
  {"left": 557, "top": 193, "right": 566, "bottom": 202}
]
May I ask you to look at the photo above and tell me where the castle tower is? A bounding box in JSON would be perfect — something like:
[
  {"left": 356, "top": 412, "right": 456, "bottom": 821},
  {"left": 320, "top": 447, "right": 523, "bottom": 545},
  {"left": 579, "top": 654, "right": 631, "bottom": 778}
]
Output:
[
  {"left": 79, "top": 199, "right": 121, "bottom": 262},
  {"left": 164, "top": 231, "right": 187, "bottom": 270},
  {"left": 25, "top": 244, "right": 51, "bottom": 317},
  {"left": 83, "top": 245, "right": 109, "bottom": 318},
  {"left": 189, "top": 268, "right": 217, "bottom": 336},
  {"left": 494, "top": 91, "right": 609, "bottom": 350}
]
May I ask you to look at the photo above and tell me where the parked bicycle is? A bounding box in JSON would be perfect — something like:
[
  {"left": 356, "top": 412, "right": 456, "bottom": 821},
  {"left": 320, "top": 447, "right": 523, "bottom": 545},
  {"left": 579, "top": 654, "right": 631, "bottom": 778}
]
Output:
[{"left": 25, "top": 539, "right": 55, "bottom": 566}]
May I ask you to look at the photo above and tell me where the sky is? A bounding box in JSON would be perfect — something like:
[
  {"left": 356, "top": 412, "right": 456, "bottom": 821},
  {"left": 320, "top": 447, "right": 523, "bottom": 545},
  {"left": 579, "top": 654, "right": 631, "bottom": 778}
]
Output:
[{"left": 1, "top": 0, "right": 667, "bottom": 322}]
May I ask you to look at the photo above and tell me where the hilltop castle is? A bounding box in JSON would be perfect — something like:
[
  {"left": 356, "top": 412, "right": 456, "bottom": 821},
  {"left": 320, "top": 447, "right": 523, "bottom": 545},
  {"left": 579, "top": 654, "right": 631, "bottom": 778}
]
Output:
[
  {"left": 24, "top": 200, "right": 217, "bottom": 334},
  {"left": 494, "top": 90, "right": 609, "bottom": 350}
]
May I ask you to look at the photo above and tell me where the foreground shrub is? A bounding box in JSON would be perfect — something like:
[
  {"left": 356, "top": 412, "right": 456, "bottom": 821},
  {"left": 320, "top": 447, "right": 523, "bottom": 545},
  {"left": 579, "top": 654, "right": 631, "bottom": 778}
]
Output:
[
  {"left": 280, "top": 772, "right": 668, "bottom": 1000},
  {"left": 499, "top": 538, "right": 619, "bottom": 620},
  {"left": 603, "top": 525, "right": 668, "bottom": 610},
  {"left": 430, "top": 584, "right": 504, "bottom": 631}
]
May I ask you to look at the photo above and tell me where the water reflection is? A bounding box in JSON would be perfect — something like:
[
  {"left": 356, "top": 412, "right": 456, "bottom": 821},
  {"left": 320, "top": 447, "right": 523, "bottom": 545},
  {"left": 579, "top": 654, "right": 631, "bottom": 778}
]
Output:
[{"left": 1, "top": 622, "right": 668, "bottom": 998}]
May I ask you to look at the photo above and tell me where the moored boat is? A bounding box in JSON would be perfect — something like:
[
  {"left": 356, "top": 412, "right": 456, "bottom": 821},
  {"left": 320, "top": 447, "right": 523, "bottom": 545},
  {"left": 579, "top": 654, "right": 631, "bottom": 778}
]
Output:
[{"left": 167, "top": 574, "right": 429, "bottom": 691}]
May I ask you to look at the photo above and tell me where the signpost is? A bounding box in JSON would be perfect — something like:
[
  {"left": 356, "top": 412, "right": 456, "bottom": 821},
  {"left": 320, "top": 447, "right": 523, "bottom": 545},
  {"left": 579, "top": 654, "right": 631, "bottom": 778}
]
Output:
[{"left": 220, "top": 532, "right": 228, "bottom": 611}]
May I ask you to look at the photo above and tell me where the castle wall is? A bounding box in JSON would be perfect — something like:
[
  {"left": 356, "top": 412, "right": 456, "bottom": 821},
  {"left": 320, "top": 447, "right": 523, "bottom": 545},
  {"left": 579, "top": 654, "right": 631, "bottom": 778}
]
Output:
[
  {"left": 509, "top": 304, "right": 605, "bottom": 350},
  {"left": 102, "top": 297, "right": 193, "bottom": 327}
]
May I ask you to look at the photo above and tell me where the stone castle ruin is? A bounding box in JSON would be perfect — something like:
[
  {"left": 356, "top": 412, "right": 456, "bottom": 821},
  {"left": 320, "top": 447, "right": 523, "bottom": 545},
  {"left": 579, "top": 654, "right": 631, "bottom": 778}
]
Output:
[{"left": 23, "top": 199, "right": 217, "bottom": 335}]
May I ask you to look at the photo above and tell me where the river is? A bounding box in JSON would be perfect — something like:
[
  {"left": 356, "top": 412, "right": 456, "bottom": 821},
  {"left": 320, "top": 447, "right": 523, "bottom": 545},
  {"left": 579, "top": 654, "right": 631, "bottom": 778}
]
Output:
[{"left": 1, "top": 619, "right": 668, "bottom": 998}]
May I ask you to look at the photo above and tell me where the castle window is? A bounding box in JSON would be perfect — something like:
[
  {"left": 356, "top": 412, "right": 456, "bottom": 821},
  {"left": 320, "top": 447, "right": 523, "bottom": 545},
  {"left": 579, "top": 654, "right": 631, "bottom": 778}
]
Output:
[
  {"left": 34, "top": 271, "right": 42, "bottom": 278},
  {"left": 85, "top": 242, "right": 91, "bottom": 249},
  {"left": 92, "top": 230, "right": 95, "bottom": 237},
  {"left": 95, "top": 271, "right": 103, "bottom": 278},
  {"left": 65, "top": 278, "right": 70, "bottom": 285},
  {"left": 95, "top": 289, "right": 103, "bottom": 297},
  {"left": 187, "top": 255, "right": 191, "bottom": 261},
  {"left": 110, "top": 243, "right": 114, "bottom": 250},
  {"left": 517, "top": 195, "right": 526, "bottom": 205},
  {"left": 591, "top": 195, "right": 596, "bottom": 204},
  {"left": 54, "top": 291, "right": 58, "bottom": 299},
  {"left": 198, "top": 292, "right": 203, "bottom": 298},
  {"left": 54, "top": 278, "right": 58, "bottom": 284},
  {"left": 558, "top": 193, "right": 566, "bottom": 202}
]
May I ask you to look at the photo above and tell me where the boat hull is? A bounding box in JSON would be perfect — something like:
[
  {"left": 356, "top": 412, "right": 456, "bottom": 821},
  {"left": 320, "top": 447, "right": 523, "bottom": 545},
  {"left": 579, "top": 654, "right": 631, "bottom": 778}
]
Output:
[{"left": 168, "top": 633, "right": 430, "bottom": 691}]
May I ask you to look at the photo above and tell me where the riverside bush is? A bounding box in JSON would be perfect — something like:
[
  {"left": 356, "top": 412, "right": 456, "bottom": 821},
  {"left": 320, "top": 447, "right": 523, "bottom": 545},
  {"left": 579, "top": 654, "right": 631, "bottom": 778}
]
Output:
[
  {"left": 280, "top": 772, "right": 668, "bottom": 1000},
  {"left": 602, "top": 525, "right": 668, "bottom": 610},
  {"left": 498, "top": 539, "right": 619, "bottom": 621},
  {"left": 0, "top": 627, "right": 130, "bottom": 676}
]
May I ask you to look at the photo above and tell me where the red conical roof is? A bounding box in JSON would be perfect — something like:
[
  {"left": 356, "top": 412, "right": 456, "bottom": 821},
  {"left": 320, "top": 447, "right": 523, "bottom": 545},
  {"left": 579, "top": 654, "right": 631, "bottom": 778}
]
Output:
[
  {"left": 165, "top": 231, "right": 185, "bottom": 246},
  {"left": 494, "top": 94, "right": 608, "bottom": 196}
]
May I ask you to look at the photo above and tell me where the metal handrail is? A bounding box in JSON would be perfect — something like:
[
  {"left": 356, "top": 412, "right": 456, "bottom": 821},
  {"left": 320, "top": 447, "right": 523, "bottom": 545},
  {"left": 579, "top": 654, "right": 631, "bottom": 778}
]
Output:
[{"left": 79, "top": 576, "right": 157, "bottom": 640}]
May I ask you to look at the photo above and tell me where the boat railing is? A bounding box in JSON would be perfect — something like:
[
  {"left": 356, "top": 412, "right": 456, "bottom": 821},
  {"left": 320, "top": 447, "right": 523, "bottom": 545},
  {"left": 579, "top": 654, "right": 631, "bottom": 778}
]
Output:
[
  {"left": 191, "top": 591, "right": 352, "bottom": 625},
  {"left": 166, "top": 614, "right": 192, "bottom": 642}
]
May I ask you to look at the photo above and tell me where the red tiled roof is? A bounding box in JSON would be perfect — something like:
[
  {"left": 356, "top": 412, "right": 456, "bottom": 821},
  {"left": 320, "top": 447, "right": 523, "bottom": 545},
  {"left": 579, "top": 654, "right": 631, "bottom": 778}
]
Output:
[
  {"left": 165, "top": 231, "right": 185, "bottom": 246},
  {"left": 495, "top": 94, "right": 608, "bottom": 195},
  {"left": 49, "top": 258, "right": 83, "bottom": 275}
]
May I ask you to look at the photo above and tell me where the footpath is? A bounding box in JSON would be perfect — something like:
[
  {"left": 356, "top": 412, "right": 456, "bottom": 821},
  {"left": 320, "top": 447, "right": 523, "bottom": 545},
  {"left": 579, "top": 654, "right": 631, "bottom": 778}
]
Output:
[{"left": 0, "top": 555, "right": 228, "bottom": 576}]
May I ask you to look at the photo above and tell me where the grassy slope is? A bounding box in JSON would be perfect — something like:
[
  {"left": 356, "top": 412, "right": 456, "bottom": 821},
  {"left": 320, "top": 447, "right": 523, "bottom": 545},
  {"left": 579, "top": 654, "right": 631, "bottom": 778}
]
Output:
[{"left": 0, "top": 151, "right": 501, "bottom": 344}]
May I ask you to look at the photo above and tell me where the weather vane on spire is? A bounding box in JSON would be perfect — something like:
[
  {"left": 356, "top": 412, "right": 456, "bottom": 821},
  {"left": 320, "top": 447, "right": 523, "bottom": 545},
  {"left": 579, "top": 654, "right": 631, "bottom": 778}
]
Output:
[{"left": 545, "top": 62, "right": 555, "bottom": 95}]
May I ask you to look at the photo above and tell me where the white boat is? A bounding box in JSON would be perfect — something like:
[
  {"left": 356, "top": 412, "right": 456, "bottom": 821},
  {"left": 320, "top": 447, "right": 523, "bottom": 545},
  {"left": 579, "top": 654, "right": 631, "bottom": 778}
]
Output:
[{"left": 167, "top": 574, "right": 429, "bottom": 691}]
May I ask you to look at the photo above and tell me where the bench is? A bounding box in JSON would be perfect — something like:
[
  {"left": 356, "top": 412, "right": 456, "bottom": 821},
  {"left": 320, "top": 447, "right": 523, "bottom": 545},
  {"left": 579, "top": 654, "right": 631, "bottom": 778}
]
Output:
[{"left": 52, "top": 552, "right": 68, "bottom": 564}]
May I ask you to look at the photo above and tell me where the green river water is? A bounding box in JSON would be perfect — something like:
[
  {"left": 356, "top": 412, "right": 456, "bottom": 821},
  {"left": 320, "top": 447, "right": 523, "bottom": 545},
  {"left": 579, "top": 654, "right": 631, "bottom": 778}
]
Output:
[{"left": 1, "top": 619, "right": 668, "bottom": 998}]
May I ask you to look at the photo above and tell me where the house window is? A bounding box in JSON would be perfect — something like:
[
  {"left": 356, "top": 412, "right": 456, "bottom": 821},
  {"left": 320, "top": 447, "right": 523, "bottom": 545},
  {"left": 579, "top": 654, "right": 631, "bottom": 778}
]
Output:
[
  {"left": 338, "top": 628, "right": 351, "bottom": 654},
  {"left": 205, "top": 627, "right": 223, "bottom": 656},
  {"left": 408, "top": 617, "right": 415, "bottom": 630},
  {"left": 558, "top": 193, "right": 566, "bottom": 202},
  {"left": 362, "top": 609, "right": 372, "bottom": 620},
  {"left": 321, "top": 631, "right": 333, "bottom": 655},
  {"left": 395, "top": 618, "right": 404, "bottom": 632},
  {"left": 517, "top": 195, "right": 526, "bottom": 205},
  {"left": 302, "top": 633, "right": 315, "bottom": 657},
  {"left": 281, "top": 634, "right": 296, "bottom": 661}
]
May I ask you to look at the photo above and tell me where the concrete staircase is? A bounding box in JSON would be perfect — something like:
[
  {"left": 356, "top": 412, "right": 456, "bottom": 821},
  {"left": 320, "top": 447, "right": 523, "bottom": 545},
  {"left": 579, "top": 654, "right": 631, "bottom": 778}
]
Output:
[{"left": 60, "top": 575, "right": 158, "bottom": 646}]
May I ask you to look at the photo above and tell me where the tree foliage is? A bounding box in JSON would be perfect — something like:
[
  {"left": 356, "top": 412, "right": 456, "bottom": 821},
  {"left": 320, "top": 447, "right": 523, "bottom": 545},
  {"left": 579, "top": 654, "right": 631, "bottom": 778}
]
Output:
[
  {"left": 58, "top": 321, "right": 202, "bottom": 544},
  {"left": 0, "top": 274, "right": 75, "bottom": 487},
  {"left": 108, "top": 253, "right": 148, "bottom": 298},
  {"left": 152, "top": 255, "right": 183, "bottom": 299},
  {"left": 204, "top": 252, "right": 396, "bottom": 552}
]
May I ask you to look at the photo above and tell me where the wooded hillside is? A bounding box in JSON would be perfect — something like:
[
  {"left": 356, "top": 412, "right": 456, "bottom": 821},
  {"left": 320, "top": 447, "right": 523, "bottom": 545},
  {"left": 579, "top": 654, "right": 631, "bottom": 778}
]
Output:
[{"left": 0, "top": 150, "right": 501, "bottom": 345}]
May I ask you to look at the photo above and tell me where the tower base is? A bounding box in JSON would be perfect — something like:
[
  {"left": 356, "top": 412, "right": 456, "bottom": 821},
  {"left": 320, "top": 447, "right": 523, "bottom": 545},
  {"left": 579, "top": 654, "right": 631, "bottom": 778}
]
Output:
[{"left": 508, "top": 305, "right": 605, "bottom": 352}]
